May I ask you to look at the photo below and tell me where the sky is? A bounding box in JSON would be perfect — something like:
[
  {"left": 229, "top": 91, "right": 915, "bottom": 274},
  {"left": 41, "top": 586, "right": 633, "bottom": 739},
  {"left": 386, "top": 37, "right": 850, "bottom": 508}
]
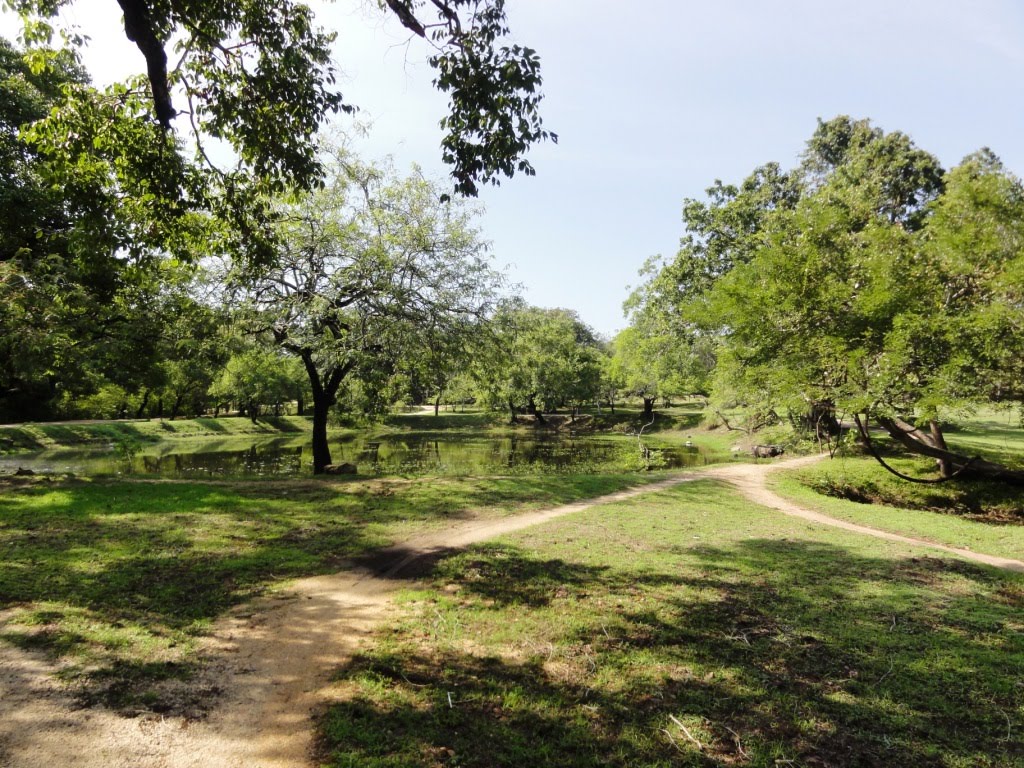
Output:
[{"left": 3, "top": 0, "right": 1023, "bottom": 336}]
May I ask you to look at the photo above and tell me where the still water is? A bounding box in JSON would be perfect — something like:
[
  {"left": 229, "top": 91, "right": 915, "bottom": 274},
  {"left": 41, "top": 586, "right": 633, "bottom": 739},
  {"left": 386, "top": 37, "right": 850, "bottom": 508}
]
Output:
[{"left": 0, "top": 432, "right": 712, "bottom": 478}]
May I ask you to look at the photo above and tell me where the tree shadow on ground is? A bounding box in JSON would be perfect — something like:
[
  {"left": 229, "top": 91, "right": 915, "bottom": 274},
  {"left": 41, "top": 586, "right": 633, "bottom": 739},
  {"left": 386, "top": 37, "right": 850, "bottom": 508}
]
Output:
[{"left": 321, "top": 539, "right": 1024, "bottom": 767}]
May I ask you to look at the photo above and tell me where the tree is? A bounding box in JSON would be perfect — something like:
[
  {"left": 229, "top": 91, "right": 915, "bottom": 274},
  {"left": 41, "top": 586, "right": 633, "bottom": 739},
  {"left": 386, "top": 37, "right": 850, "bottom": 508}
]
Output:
[
  {"left": 699, "top": 119, "right": 1024, "bottom": 484},
  {"left": 608, "top": 327, "right": 698, "bottom": 418},
  {"left": 619, "top": 162, "right": 798, "bottom": 426},
  {"left": 209, "top": 347, "right": 302, "bottom": 421},
  {"left": 0, "top": 36, "right": 225, "bottom": 420},
  {"left": 233, "top": 152, "right": 503, "bottom": 473},
  {"left": 405, "top": 317, "right": 486, "bottom": 416},
  {"left": 476, "top": 304, "right": 602, "bottom": 423},
  {"left": 150, "top": 272, "right": 233, "bottom": 419},
  {"left": 7, "top": 0, "right": 555, "bottom": 267}
]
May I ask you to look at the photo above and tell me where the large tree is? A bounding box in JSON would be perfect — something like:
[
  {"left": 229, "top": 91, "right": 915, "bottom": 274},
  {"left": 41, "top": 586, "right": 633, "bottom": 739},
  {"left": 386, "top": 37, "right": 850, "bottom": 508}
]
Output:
[
  {"left": 607, "top": 325, "right": 710, "bottom": 419},
  {"left": 1, "top": 36, "right": 201, "bottom": 420},
  {"left": 690, "top": 118, "right": 1024, "bottom": 484},
  {"left": 233, "top": 152, "right": 502, "bottom": 473},
  {"left": 475, "top": 304, "right": 603, "bottom": 423}
]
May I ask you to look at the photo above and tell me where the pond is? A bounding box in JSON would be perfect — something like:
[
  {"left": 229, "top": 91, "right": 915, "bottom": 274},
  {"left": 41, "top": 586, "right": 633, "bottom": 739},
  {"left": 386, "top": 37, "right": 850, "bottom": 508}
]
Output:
[{"left": 0, "top": 432, "right": 715, "bottom": 478}]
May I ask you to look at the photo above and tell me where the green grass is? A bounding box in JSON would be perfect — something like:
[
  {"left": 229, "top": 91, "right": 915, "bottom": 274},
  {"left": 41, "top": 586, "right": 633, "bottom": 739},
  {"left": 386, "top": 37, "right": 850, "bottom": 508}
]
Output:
[
  {"left": 0, "top": 471, "right": 671, "bottom": 711},
  {"left": 584, "top": 402, "right": 745, "bottom": 462},
  {"left": 772, "top": 456, "right": 1024, "bottom": 561},
  {"left": 318, "top": 480, "right": 1024, "bottom": 768},
  {"left": 0, "top": 415, "right": 315, "bottom": 453},
  {"left": 943, "top": 409, "right": 1024, "bottom": 468}
]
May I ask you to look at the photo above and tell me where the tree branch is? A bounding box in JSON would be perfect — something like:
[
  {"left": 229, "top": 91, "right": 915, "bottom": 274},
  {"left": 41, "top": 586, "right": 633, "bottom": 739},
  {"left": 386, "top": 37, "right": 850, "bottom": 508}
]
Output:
[{"left": 116, "top": 0, "right": 175, "bottom": 127}]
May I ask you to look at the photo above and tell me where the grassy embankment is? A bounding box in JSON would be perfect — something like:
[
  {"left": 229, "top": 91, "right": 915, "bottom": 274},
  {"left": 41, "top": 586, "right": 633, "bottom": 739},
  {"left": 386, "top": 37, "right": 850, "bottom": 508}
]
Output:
[
  {"left": 0, "top": 415, "right": 316, "bottom": 454},
  {"left": 317, "top": 479, "right": 1024, "bottom": 768}
]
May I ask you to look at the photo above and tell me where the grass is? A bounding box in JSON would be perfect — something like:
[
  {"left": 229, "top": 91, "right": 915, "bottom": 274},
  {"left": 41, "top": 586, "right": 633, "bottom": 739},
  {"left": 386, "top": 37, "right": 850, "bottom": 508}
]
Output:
[
  {"left": 943, "top": 409, "right": 1024, "bottom": 469},
  {"left": 0, "top": 470, "right": 672, "bottom": 711},
  {"left": 318, "top": 480, "right": 1024, "bottom": 768},
  {"left": 0, "top": 415, "right": 315, "bottom": 453},
  {"left": 382, "top": 410, "right": 503, "bottom": 433},
  {"left": 772, "top": 456, "right": 1024, "bottom": 561},
  {"left": 584, "top": 401, "right": 745, "bottom": 461}
]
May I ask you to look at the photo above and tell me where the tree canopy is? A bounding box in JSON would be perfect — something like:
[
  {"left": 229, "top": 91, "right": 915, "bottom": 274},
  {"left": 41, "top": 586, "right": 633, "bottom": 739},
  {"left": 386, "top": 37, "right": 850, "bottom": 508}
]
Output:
[
  {"left": 474, "top": 303, "right": 603, "bottom": 423},
  {"left": 636, "top": 116, "right": 1024, "bottom": 484},
  {"left": 5, "top": 0, "right": 555, "bottom": 265}
]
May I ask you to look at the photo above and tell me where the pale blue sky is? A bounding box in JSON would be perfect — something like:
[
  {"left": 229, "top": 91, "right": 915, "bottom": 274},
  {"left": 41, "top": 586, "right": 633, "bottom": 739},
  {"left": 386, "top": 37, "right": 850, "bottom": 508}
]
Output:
[{"left": 3, "top": 1, "right": 1023, "bottom": 335}]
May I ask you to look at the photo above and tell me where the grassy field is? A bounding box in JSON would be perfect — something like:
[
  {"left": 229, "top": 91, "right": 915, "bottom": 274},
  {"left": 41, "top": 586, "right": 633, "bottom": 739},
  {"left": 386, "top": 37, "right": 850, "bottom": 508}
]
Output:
[
  {"left": 318, "top": 480, "right": 1024, "bottom": 768},
  {"left": 3, "top": 406, "right": 1021, "bottom": 759},
  {"left": 0, "top": 471, "right": 669, "bottom": 712}
]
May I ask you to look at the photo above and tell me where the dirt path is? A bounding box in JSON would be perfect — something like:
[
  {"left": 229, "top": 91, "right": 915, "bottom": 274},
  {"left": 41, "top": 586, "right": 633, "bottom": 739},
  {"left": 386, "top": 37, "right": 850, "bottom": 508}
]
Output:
[
  {"left": 2, "top": 457, "right": 1022, "bottom": 768},
  {"left": 704, "top": 455, "right": 1024, "bottom": 573}
]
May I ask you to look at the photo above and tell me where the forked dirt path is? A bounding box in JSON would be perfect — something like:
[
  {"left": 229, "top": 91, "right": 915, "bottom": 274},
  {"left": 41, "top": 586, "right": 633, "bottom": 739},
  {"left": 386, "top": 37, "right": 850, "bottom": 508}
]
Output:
[{"left": 2, "top": 456, "right": 1022, "bottom": 768}]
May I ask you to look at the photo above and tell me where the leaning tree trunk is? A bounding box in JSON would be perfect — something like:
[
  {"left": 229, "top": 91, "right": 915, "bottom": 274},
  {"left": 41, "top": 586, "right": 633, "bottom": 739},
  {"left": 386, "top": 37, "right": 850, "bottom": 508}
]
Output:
[
  {"left": 928, "top": 420, "right": 953, "bottom": 478},
  {"left": 867, "top": 414, "right": 1024, "bottom": 487}
]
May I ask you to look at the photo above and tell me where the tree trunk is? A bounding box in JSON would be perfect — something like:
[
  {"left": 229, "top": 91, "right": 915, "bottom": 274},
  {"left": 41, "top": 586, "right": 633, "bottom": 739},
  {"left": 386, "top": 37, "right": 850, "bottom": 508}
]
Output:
[
  {"left": 298, "top": 353, "right": 353, "bottom": 475},
  {"left": 929, "top": 420, "right": 952, "bottom": 478},
  {"left": 873, "top": 414, "right": 1024, "bottom": 486},
  {"left": 434, "top": 392, "right": 441, "bottom": 417},
  {"left": 170, "top": 393, "right": 183, "bottom": 421},
  {"left": 296, "top": 394, "right": 304, "bottom": 416},
  {"left": 248, "top": 399, "right": 258, "bottom": 424},
  {"left": 527, "top": 394, "right": 546, "bottom": 424},
  {"left": 310, "top": 392, "right": 332, "bottom": 473},
  {"left": 794, "top": 401, "right": 841, "bottom": 438},
  {"left": 135, "top": 390, "right": 150, "bottom": 420},
  {"left": 508, "top": 398, "right": 517, "bottom": 425},
  {"left": 642, "top": 397, "right": 655, "bottom": 419}
]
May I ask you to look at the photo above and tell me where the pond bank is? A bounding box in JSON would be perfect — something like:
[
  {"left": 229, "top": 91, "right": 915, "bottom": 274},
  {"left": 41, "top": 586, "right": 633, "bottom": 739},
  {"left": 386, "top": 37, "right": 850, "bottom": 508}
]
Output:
[{"left": 0, "top": 415, "right": 316, "bottom": 453}]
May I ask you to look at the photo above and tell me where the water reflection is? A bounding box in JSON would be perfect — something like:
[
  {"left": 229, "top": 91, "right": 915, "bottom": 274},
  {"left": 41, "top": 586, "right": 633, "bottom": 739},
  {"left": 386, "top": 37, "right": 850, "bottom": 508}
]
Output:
[{"left": 0, "top": 432, "right": 713, "bottom": 479}]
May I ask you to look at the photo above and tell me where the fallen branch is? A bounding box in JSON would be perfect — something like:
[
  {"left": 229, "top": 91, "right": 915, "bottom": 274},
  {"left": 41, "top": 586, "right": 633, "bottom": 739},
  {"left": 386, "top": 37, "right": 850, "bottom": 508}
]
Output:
[{"left": 668, "top": 714, "right": 704, "bottom": 751}]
